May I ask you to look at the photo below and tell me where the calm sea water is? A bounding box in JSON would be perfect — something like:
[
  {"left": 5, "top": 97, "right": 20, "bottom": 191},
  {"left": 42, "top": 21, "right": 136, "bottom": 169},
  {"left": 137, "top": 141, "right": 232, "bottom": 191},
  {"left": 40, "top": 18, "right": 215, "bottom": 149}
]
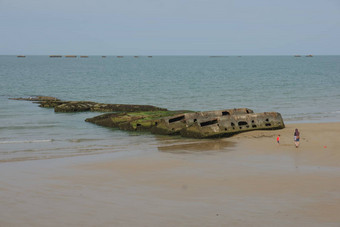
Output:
[{"left": 1, "top": 56, "right": 339, "bottom": 162}]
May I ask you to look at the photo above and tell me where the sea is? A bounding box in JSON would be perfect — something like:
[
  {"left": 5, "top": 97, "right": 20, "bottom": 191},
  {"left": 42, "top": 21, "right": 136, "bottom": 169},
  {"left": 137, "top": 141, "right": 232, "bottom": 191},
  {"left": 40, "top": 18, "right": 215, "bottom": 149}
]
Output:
[{"left": 1, "top": 55, "right": 339, "bottom": 162}]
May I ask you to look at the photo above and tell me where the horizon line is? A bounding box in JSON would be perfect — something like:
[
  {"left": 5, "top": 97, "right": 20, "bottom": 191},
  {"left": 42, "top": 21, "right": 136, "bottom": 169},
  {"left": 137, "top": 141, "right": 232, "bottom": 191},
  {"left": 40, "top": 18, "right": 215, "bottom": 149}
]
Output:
[{"left": 2, "top": 54, "right": 340, "bottom": 57}]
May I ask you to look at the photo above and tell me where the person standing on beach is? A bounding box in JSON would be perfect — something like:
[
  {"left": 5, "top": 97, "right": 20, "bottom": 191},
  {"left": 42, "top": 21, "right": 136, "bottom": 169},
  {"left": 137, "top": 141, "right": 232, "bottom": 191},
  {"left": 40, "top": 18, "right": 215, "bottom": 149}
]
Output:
[
  {"left": 294, "top": 129, "right": 300, "bottom": 148},
  {"left": 277, "top": 135, "right": 280, "bottom": 144}
]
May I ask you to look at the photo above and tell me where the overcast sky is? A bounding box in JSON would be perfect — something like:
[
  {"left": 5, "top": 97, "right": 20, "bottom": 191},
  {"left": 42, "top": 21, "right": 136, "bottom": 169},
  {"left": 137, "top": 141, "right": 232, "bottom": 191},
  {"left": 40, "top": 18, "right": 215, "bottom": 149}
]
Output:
[{"left": 1, "top": 0, "right": 339, "bottom": 55}]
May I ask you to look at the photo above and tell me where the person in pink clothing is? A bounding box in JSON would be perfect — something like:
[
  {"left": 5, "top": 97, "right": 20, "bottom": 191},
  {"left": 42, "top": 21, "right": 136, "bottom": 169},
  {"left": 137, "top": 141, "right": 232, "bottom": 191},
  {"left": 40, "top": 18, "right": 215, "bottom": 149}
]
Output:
[{"left": 294, "top": 129, "right": 300, "bottom": 148}]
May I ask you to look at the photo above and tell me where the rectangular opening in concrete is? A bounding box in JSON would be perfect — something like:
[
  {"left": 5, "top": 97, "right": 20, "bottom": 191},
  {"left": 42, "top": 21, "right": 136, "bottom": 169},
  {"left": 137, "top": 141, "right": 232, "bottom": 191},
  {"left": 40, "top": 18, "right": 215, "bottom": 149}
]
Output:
[
  {"left": 200, "top": 119, "right": 218, "bottom": 127},
  {"left": 169, "top": 115, "right": 185, "bottom": 123},
  {"left": 238, "top": 121, "right": 248, "bottom": 126}
]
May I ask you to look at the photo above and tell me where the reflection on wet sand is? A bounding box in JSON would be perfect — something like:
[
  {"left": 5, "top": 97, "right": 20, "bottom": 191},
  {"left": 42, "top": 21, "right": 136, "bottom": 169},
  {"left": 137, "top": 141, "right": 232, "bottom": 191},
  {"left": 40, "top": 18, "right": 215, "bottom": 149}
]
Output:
[{"left": 157, "top": 139, "right": 235, "bottom": 153}]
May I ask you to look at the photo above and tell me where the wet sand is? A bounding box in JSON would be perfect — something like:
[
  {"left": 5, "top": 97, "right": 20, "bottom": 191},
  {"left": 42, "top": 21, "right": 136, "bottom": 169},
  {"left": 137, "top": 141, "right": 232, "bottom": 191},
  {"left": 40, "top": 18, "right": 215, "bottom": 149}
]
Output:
[{"left": 0, "top": 122, "right": 339, "bottom": 226}]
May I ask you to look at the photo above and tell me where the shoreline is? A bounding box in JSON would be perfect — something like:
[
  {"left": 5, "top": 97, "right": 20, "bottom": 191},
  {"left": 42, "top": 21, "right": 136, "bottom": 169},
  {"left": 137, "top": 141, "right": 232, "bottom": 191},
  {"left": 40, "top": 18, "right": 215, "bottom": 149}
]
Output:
[
  {"left": 229, "top": 122, "right": 339, "bottom": 166},
  {"left": 0, "top": 122, "right": 339, "bottom": 226}
]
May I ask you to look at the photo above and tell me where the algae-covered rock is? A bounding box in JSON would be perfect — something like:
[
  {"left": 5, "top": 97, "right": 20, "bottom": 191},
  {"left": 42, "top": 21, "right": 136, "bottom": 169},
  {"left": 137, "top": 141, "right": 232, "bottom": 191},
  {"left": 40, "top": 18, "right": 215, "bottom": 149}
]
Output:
[
  {"left": 9, "top": 96, "right": 60, "bottom": 101},
  {"left": 54, "top": 102, "right": 95, "bottom": 112},
  {"left": 38, "top": 101, "right": 65, "bottom": 108},
  {"left": 34, "top": 100, "right": 167, "bottom": 112},
  {"left": 52, "top": 102, "right": 167, "bottom": 112},
  {"left": 85, "top": 110, "right": 191, "bottom": 131},
  {"left": 11, "top": 97, "right": 167, "bottom": 113},
  {"left": 43, "top": 101, "right": 167, "bottom": 113}
]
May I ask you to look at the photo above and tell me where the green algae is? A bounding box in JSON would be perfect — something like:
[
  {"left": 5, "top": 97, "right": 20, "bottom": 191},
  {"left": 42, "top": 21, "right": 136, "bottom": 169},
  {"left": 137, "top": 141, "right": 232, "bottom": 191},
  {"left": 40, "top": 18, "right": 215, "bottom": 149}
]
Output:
[
  {"left": 114, "top": 110, "right": 191, "bottom": 130},
  {"left": 86, "top": 110, "right": 192, "bottom": 132}
]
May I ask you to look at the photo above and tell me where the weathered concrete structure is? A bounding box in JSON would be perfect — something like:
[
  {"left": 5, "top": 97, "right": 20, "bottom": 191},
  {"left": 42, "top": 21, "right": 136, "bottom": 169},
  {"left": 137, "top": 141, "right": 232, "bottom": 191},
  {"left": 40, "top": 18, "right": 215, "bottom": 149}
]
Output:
[
  {"left": 9, "top": 96, "right": 60, "bottom": 101},
  {"left": 151, "top": 108, "right": 253, "bottom": 135},
  {"left": 10, "top": 96, "right": 285, "bottom": 139},
  {"left": 30, "top": 100, "right": 167, "bottom": 113},
  {"left": 10, "top": 96, "right": 167, "bottom": 113},
  {"left": 180, "top": 112, "right": 284, "bottom": 138},
  {"left": 49, "top": 101, "right": 167, "bottom": 113},
  {"left": 85, "top": 108, "right": 284, "bottom": 138}
]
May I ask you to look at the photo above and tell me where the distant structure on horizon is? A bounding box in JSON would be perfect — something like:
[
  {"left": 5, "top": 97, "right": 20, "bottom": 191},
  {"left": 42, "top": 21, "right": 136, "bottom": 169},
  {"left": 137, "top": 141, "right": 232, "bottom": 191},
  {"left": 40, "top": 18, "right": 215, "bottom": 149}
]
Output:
[
  {"left": 306, "top": 55, "right": 313, "bottom": 57},
  {"left": 49, "top": 55, "right": 62, "bottom": 58},
  {"left": 80, "top": 56, "right": 88, "bottom": 58},
  {"left": 65, "top": 55, "right": 77, "bottom": 58},
  {"left": 117, "top": 56, "right": 124, "bottom": 58},
  {"left": 17, "top": 55, "right": 26, "bottom": 58}
]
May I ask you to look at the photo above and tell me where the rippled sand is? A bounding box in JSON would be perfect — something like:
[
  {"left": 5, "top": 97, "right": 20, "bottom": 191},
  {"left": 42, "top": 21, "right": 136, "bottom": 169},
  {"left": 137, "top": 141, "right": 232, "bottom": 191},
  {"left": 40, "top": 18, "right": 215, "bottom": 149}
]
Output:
[{"left": 0, "top": 123, "right": 339, "bottom": 227}]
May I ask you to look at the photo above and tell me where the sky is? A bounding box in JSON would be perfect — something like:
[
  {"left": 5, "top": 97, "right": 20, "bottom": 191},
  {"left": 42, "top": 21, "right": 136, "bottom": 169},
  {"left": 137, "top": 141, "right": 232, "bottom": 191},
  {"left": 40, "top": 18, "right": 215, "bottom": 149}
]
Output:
[{"left": 0, "top": 0, "right": 339, "bottom": 55}]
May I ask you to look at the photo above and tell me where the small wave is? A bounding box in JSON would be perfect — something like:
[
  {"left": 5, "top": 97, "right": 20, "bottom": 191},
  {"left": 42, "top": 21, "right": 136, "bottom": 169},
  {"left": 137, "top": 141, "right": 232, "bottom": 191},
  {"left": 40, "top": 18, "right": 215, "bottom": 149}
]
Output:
[
  {"left": 68, "top": 138, "right": 105, "bottom": 143},
  {"left": 0, "top": 139, "right": 53, "bottom": 144},
  {"left": 0, "top": 125, "right": 56, "bottom": 130}
]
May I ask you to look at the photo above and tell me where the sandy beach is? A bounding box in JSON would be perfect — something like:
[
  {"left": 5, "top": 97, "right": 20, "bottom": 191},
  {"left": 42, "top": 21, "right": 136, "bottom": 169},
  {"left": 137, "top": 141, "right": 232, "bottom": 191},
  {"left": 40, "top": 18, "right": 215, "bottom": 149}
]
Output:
[{"left": 1, "top": 122, "right": 339, "bottom": 226}]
